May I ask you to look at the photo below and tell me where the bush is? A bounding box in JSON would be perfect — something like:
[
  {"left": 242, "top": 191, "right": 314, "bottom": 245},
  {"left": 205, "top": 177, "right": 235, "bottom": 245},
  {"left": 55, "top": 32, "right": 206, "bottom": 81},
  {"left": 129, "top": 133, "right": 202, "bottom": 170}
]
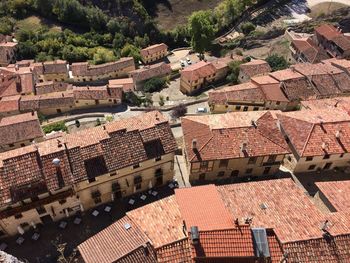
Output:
[
  {"left": 226, "top": 60, "right": 243, "bottom": 84},
  {"left": 123, "top": 92, "right": 142, "bottom": 106},
  {"left": 105, "top": 115, "right": 114, "bottom": 122},
  {"left": 75, "top": 120, "right": 80, "bottom": 127},
  {"left": 240, "top": 22, "right": 256, "bottom": 35},
  {"left": 43, "top": 121, "right": 67, "bottom": 134},
  {"left": 266, "top": 54, "right": 289, "bottom": 71},
  {"left": 171, "top": 104, "right": 187, "bottom": 119},
  {"left": 159, "top": 95, "right": 165, "bottom": 106},
  {"left": 143, "top": 78, "right": 166, "bottom": 93}
]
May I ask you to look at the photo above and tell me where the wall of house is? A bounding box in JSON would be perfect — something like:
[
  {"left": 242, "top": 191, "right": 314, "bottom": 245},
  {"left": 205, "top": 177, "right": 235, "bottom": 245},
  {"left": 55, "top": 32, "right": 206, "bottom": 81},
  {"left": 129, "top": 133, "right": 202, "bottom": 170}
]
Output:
[
  {"left": 0, "top": 137, "right": 44, "bottom": 153},
  {"left": 0, "top": 190, "right": 81, "bottom": 236},
  {"left": 38, "top": 73, "right": 69, "bottom": 83},
  {"left": 215, "top": 67, "right": 229, "bottom": 81},
  {"left": 73, "top": 65, "right": 135, "bottom": 82},
  {"left": 293, "top": 153, "right": 350, "bottom": 173},
  {"left": 209, "top": 101, "right": 265, "bottom": 113},
  {"left": 0, "top": 110, "right": 20, "bottom": 118},
  {"left": 75, "top": 153, "right": 175, "bottom": 210},
  {"left": 0, "top": 46, "right": 17, "bottom": 66},
  {"left": 180, "top": 74, "right": 216, "bottom": 95},
  {"left": 142, "top": 50, "right": 167, "bottom": 64},
  {"left": 188, "top": 154, "right": 285, "bottom": 182},
  {"left": 74, "top": 99, "right": 120, "bottom": 109},
  {"left": 39, "top": 106, "right": 73, "bottom": 116}
]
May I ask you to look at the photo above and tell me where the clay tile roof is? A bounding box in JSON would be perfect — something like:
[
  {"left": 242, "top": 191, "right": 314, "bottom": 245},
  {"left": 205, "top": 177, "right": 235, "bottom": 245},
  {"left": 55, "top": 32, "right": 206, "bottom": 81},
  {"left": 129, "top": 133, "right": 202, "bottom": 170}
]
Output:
[
  {"left": 301, "top": 96, "right": 350, "bottom": 112},
  {"left": 78, "top": 216, "right": 156, "bottom": 263},
  {"left": 218, "top": 179, "right": 328, "bottom": 243},
  {"left": 72, "top": 85, "right": 122, "bottom": 100},
  {"left": 140, "top": 43, "right": 168, "bottom": 57},
  {"left": 128, "top": 196, "right": 185, "bottom": 248},
  {"left": 190, "top": 227, "right": 255, "bottom": 259},
  {"left": 71, "top": 57, "right": 134, "bottom": 77},
  {"left": 182, "top": 111, "right": 290, "bottom": 162},
  {"left": 239, "top": 59, "right": 271, "bottom": 78},
  {"left": 0, "top": 112, "right": 43, "bottom": 146},
  {"left": 109, "top": 78, "right": 134, "bottom": 92},
  {"left": 175, "top": 185, "right": 235, "bottom": 231},
  {"left": 180, "top": 61, "right": 216, "bottom": 82},
  {"left": 315, "top": 24, "right": 341, "bottom": 40},
  {"left": 128, "top": 62, "right": 171, "bottom": 82},
  {"left": 316, "top": 180, "right": 350, "bottom": 212},
  {"left": 292, "top": 39, "right": 329, "bottom": 63},
  {"left": 277, "top": 109, "right": 350, "bottom": 157},
  {"left": 42, "top": 60, "right": 68, "bottom": 74},
  {"left": 0, "top": 95, "right": 20, "bottom": 113},
  {"left": 156, "top": 239, "right": 192, "bottom": 263},
  {"left": 326, "top": 58, "right": 350, "bottom": 73},
  {"left": 208, "top": 82, "right": 265, "bottom": 105}
]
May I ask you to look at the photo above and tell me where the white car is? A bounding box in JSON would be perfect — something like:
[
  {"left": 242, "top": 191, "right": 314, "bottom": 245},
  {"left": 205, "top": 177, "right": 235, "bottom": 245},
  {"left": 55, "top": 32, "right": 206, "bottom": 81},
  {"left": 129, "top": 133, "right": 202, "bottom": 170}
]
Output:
[
  {"left": 196, "top": 107, "right": 207, "bottom": 113},
  {"left": 186, "top": 57, "right": 192, "bottom": 64},
  {"left": 180, "top": 60, "right": 186, "bottom": 67}
]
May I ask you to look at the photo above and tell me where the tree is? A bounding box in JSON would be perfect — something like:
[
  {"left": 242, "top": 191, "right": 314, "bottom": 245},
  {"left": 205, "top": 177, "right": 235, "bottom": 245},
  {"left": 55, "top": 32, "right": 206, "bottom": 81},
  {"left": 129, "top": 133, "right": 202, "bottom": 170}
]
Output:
[
  {"left": 120, "top": 43, "right": 141, "bottom": 63},
  {"left": 143, "top": 78, "right": 166, "bottom": 93},
  {"left": 226, "top": 60, "right": 243, "bottom": 84},
  {"left": 266, "top": 54, "right": 289, "bottom": 71},
  {"left": 240, "top": 22, "right": 256, "bottom": 35},
  {"left": 92, "top": 48, "right": 116, "bottom": 65},
  {"left": 188, "top": 11, "right": 215, "bottom": 55},
  {"left": 171, "top": 104, "right": 187, "bottom": 119},
  {"left": 113, "top": 33, "right": 126, "bottom": 50}
]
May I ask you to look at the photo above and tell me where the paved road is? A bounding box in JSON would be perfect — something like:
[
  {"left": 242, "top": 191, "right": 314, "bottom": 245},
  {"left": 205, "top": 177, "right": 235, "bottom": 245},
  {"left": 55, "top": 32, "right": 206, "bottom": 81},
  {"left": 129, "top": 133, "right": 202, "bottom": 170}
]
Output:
[{"left": 307, "top": 0, "right": 350, "bottom": 7}]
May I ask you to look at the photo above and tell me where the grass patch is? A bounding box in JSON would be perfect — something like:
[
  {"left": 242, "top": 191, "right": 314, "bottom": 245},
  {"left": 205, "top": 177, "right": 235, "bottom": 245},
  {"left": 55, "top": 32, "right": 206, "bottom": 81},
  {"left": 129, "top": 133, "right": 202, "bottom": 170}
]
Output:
[
  {"left": 43, "top": 121, "right": 67, "bottom": 134},
  {"left": 16, "top": 16, "right": 62, "bottom": 33}
]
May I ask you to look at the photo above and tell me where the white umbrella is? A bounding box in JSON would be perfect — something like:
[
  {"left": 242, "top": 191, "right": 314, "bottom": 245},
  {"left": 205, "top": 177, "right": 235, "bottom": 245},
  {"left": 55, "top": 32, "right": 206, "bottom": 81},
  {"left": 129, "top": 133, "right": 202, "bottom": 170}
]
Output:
[{"left": 148, "top": 180, "right": 153, "bottom": 189}]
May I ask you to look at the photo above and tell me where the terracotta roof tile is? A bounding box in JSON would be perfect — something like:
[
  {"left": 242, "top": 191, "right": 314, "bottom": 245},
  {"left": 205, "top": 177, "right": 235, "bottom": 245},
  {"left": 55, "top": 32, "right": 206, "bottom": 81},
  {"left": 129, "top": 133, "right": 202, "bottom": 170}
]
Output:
[
  {"left": 277, "top": 109, "right": 350, "bottom": 157},
  {"left": 0, "top": 112, "right": 43, "bottom": 146},
  {"left": 0, "top": 95, "right": 20, "bottom": 113},
  {"left": 71, "top": 57, "right": 134, "bottom": 77},
  {"left": 316, "top": 180, "right": 350, "bottom": 212},
  {"left": 78, "top": 216, "right": 155, "bottom": 263},
  {"left": 315, "top": 24, "right": 341, "bottom": 40},
  {"left": 140, "top": 43, "right": 168, "bottom": 57},
  {"left": 180, "top": 61, "right": 216, "bottom": 82},
  {"left": 182, "top": 111, "right": 290, "bottom": 162},
  {"left": 175, "top": 185, "right": 235, "bottom": 231},
  {"left": 156, "top": 238, "right": 192, "bottom": 263},
  {"left": 239, "top": 59, "right": 271, "bottom": 78},
  {"left": 292, "top": 38, "right": 329, "bottom": 63},
  {"left": 108, "top": 78, "right": 134, "bottom": 92},
  {"left": 72, "top": 85, "right": 122, "bottom": 100},
  {"left": 129, "top": 62, "right": 171, "bottom": 82}
]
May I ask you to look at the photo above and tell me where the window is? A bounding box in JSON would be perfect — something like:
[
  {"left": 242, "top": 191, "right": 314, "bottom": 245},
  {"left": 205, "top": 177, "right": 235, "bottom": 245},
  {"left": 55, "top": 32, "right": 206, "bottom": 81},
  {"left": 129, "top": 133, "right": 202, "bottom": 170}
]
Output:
[
  {"left": 323, "top": 162, "right": 332, "bottom": 170},
  {"left": 20, "top": 143, "right": 25, "bottom": 147},
  {"left": 110, "top": 172, "right": 117, "bottom": 177},
  {"left": 155, "top": 156, "right": 162, "bottom": 162},
  {"left": 248, "top": 157, "right": 257, "bottom": 165},
  {"left": 219, "top": 159, "right": 229, "bottom": 168},
  {"left": 340, "top": 153, "right": 344, "bottom": 158},
  {"left": 308, "top": 165, "right": 316, "bottom": 170},
  {"left": 231, "top": 170, "right": 239, "bottom": 177},
  {"left": 9, "top": 144, "right": 14, "bottom": 147},
  {"left": 199, "top": 173, "right": 206, "bottom": 180},
  {"left": 276, "top": 101, "right": 281, "bottom": 105},
  {"left": 235, "top": 106, "right": 241, "bottom": 110},
  {"left": 267, "top": 155, "right": 277, "bottom": 163},
  {"left": 253, "top": 107, "right": 259, "bottom": 111},
  {"left": 14, "top": 213, "right": 23, "bottom": 219},
  {"left": 246, "top": 168, "right": 253, "bottom": 174},
  {"left": 56, "top": 109, "right": 62, "bottom": 113},
  {"left": 323, "top": 154, "right": 330, "bottom": 159},
  {"left": 243, "top": 106, "right": 249, "bottom": 111},
  {"left": 36, "top": 206, "right": 46, "bottom": 215},
  {"left": 306, "top": 156, "right": 313, "bottom": 161},
  {"left": 200, "top": 161, "right": 208, "bottom": 170},
  {"left": 263, "top": 167, "right": 271, "bottom": 175},
  {"left": 217, "top": 171, "right": 225, "bottom": 177},
  {"left": 58, "top": 199, "right": 66, "bottom": 205},
  {"left": 88, "top": 177, "right": 96, "bottom": 183},
  {"left": 134, "top": 175, "right": 142, "bottom": 190},
  {"left": 94, "top": 197, "right": 102, "bottom": 204},
  {"left": 133, "top": 163, "right": 140, "bottom": 169}
]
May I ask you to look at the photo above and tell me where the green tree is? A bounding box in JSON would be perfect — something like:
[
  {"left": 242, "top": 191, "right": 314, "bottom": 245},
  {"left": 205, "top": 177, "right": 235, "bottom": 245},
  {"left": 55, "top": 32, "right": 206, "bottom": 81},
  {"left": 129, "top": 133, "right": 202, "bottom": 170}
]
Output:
[
  {"left": 92, "top": 48, "right": 116, "bottom": 65},
  {"left": 188, "top": 11, "right": 215, "bottom": 55},
  {"left": 143, "top": 78, "right": 166, "bottom": 93},
  {"left": 266, "top": 54, "right": 289, "bottom": 71},
  {"left": 113, "top": 33, "right": 126, "bottom": 50},
  {"left": 240, "top": 22, "right": 256, "bottom": 35},
  {"left": 171, "top": 104, "right": 187, "bottom": 119},
  {"left": 226, "top": 60, "right": 243, "bottom": 84},
  {"left": 120, "top": 43, "right": 141, "bottom": 63}
]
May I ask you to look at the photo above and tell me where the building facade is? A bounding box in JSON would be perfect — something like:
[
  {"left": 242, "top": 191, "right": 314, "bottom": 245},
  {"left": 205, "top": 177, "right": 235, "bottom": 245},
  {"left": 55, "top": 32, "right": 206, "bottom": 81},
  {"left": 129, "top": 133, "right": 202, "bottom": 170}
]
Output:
[{"left": 140, "top": 43, "right": 168, "bottom": 64}]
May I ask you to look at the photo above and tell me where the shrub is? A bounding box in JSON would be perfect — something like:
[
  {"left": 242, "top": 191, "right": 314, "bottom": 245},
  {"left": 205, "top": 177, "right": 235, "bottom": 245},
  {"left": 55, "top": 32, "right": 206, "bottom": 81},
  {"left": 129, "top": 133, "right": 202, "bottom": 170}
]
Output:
[
  {"left": 171, "top": 103, "right": 187, "bottom": 119},
  {"left": 43, "top": 121, "right": 67, "bottom": 134},
  {"left": 105, "top": 115, "right": 114, "bottom": 122},
  {"left": 266, "top": 54, "right": 289, "bottom": 71},
  {"left": 75, "top": 120, "right": 80, "bottom": 127},
  {"left": 240, "top": 22, "right": 256, "bottom": 35},
  {"left": 159, "top": 95, "right": 165, "bottom": 106},
  {"left": 143, "top": 78, "right": 166, "bottom": 93}
]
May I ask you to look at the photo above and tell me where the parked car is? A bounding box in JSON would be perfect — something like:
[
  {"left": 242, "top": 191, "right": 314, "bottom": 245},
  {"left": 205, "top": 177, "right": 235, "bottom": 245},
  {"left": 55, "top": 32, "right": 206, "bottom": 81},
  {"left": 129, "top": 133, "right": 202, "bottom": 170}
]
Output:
[
  {"left": 186, "top": 57, "right": 192, "bottom": 65},
  {"left": 180, "top": 60, "right": 186, "bottom": 67},
  {"left": 196, "top": 107, "right": 207, "bottom": 113}
]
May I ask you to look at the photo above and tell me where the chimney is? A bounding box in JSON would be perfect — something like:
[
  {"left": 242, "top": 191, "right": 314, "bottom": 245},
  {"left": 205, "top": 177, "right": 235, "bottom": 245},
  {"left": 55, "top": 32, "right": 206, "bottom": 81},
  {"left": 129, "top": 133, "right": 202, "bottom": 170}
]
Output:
[
  {"left": 192, "top": 139, "right": 197, "bottom": 150},
  {"left": 190, "top": 226, "right": 199, "bottom": 245},
  {"left": 15, "top": 64, "right": 19, "bottom": 71},
  {"left": 321, "top": 220, "right": 329, "bottom": 232},
  {"left": 336, "top": 130, "right": 341, "bottom": 139},
  {"left": 57, "top": 139, "right": 62, "bottom": 148},
  {"left": 251, "top": 119, "right": 257, "bottom": 128},
  {"left": 322, "top": 142, "right": 328, "bottom": 150},
  {"left": 52, "top": 158, "right": 65, "bottom": 188},
  {"left": 240, "top": 142, "right": 248, "bottom": 154}
]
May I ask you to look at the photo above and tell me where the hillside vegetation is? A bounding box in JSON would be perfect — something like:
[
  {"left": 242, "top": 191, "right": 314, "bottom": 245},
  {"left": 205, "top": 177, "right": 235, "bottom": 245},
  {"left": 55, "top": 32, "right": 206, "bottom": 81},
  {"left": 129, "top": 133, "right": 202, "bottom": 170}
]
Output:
[{"left": 0, "top": 0, "right": 265, "bottom": 63}]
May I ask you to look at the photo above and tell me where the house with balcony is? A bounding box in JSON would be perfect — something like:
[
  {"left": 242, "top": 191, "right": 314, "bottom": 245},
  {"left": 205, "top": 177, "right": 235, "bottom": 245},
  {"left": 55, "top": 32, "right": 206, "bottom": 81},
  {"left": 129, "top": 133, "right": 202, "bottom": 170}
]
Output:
[
  {"left": 181, "top": 111, "right": 290, "bottom": 182},
  {"left": 277, "top": 108, "right": 350, "bottom": 173}
]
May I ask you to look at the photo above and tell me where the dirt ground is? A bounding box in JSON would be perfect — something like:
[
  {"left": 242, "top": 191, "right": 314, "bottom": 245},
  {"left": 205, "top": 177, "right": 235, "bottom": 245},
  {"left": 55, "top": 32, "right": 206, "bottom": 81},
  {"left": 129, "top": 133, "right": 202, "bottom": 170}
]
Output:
[
  {"left": 309, "top": 2, "right": 349, "bottom": 18},
  {"left": 154, "top": 0, "right": 222, "bottom": 31}
]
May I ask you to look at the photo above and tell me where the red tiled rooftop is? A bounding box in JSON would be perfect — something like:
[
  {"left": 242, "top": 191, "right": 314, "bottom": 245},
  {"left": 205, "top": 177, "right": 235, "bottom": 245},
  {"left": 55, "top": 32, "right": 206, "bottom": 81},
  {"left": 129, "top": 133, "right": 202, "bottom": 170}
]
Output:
[
  {"left": 0, "top": 95, "right": 20, "bottom": 113},
  {"left": 316, "top": 180, "right": 350, "bottom": 212},
  {"left": 181, "top": 61, "right": 216, "bottom": 82},
  {"left": 315, "top": 24, "right": 341, "bottom": 40},
  {"left": 182, "top": 111, "right": 290, "bottom": 162},
  {"left": 269, "top": 68, "right": 304, "bottom": 81},
  {"left": 140, "top": 43, "right": 168, "bottom": 57},
  {"left": 239, "top": 59, "right": 271, "bottom": 78},
  {"left": 175, "top": 185, "right": 235, "bottom": 231}
]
